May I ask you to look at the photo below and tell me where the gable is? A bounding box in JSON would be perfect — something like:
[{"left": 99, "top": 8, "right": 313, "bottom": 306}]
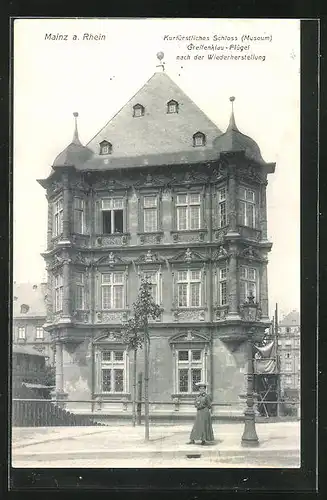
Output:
[
  {"left": 94, "top": 252, "right": 128, "bottom": 267},
  {"left": 134, "top": 250, "right": 165, "bottom": 265},
  {"left": 170, "top": 248, "right": 207, "bottom": 264},
  {"left": 169, "top": 330, "right": 210, "bottom": 344}
]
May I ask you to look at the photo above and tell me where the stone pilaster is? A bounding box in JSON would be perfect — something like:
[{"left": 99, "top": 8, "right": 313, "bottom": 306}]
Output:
[
  {"left": 51, "top": 340, "right": 68, "bottom": 406},
  {"left": 62, "top": 171, "right": 71, "bottom": 242},
  {"left": 62, "top": 254, "right": 72, "bottom": 321},
  {"left": 226, "top": 165, "right": 240, "bottom": 237},
  {"left": 226, "top": 245, "right": 241, "bottom": 320},
  {"left": 259, "top": 180, "right": 268, "bottom": 241},
  {"left": 259, "top": 261, "right": 269, "bottom": 320},
  {"left": 46, "top": 194, "right": 53, "bottom": 248}
]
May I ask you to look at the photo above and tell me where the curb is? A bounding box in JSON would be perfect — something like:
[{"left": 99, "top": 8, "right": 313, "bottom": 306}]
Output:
[{"left": 12, "top": 448, "right": 300, "bottom": 461}]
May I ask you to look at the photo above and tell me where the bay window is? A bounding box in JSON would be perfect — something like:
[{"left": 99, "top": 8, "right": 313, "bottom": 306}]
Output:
[
  {"left": 218, "top": 187, "right": 227, "bottom": 227},
  {"left": 73, "top": 197, "right": 85, "bottom": 233},
  {"left": 240, "top": 266, "right": 257, "bottom": 304},
  {"left": 238, "top": 187, "right": 256, "bottom": 228},
  {"left": 101, "top": 272, "right": 124, "bottom": 309},
  {"left": 53, "top": 198, "right": 63, "bottom": 237},
  {"left": 54, "top": 274, "right": 63, "bottom": 311}
]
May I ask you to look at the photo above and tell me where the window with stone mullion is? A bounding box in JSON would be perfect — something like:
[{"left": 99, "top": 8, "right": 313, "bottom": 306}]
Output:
[
  {"left": 101, "top": 350, "right": 125, "bottom": 393},
  {"left": 176, "top": 193, "right": 201, "bottom": 231},
  {"left": 177, "top": 270, "right": 201, "bottom": 308},
  {"left": 240, "top": 265, "right": 257, "bottom": 304},
  {"left": 101, "top": 272, "right": 124, "bottom": 310},
  {"left": 177, "top": 349, "right": 203, "bottom": 393}
]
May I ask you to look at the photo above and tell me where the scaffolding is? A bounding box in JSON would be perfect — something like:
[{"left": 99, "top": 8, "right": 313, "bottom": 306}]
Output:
[{"left": 254, "top": 304, "right": 300, "bottom": 418}]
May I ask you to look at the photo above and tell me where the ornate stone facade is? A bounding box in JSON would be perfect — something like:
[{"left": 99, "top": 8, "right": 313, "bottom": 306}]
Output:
[{"left": 38, "top": 71, "right": 275, "bottom": 418}]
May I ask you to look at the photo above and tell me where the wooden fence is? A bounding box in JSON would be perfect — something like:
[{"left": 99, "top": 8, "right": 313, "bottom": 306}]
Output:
[{"left": 12, "top": 399, "right": 103, "bottom": 427}]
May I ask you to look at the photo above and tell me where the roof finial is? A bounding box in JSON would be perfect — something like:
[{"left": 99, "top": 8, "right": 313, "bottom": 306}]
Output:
[
  {"left": 156, "top": 51, "right": 165, "bottom": 72},
  {"left": 227, "top": 96, "right": 239, "bottom": 132},
  {"left": 72, "top": 111, "right": 82, "bottom": 145}
]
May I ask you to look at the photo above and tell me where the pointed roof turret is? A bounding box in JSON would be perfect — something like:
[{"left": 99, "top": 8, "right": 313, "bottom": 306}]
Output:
[
  {"left": 226, "top": 96, "right": 239, "bottom": 132},
  {"left": 52, "top": 112, "right": 93, "bottom": 167},
  {"left": 72, "top": 112, "right": 82, "bottom": 145},
  {"left": 213, "top": 96, "right": 267, "bottom": 165}
]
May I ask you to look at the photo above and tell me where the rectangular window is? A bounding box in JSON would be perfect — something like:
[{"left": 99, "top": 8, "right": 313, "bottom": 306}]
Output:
[
  {"left": 219, "top": 267, "right": 228, "bottom": 306},
  {"left": 176, "top": 193, "right": 201, "bottom": 230},
  {"left": 177, "top": 269, "right": 202, "bottom": 307},
  {"left": 142, "top": 271, "right": 160, "bottom": 304},
  {"left": 18, "top": 327, "right": 26, "bottom": 339},
  {"left": 53, "top": 198, "right": 63, "bottom": 237},
  {"left": 218, "top": 187, "right": 227, "bottom": 228},
  {"left": 75, "top": 272, "right": 85, "bottom": 310},
  {"left": 35, "top": 327, "right": 44, "bottom": 339},
  {"left": 143, "top": 196, "right": 158, "bottom": 232},
  {"left": 240, "top": 266, "right": 257, "bottom": 304},
  {"left": 73, "top": 197, "right": 85, "bottom": 234},
  {"left": 101, "top": 272, "right": 124, "bottom": 309},
  {"left": 101, "top": 198, "right": 124, "bottom": 234},
  {"left": 285, "top": 360, "right": 292, "bottom": 372},
  {"left": 177, "top": 349, "right": 204, "bottom": 393},
  {"left": 238, "top": 187, "right": 256, "bottom": 228},
  {"left": 100, "top": 350, "right": 126, "bottom": 393},
  {"left": 54, "top": 274, "right": 63, "bottom": 312}
]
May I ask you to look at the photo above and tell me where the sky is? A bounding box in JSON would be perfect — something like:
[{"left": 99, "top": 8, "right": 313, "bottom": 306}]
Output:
[{"left": 13, "top": 18, "right": 300, "bottom": 319}]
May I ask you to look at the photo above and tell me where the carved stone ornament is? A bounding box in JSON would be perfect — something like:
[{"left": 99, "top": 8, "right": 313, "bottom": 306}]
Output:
[
  {"left": 94, "top": 253, "right": 127, "bottom": 267},
  {"left": 185, "top": 248, "right": 192, "bottom": 262},
  {"left": 237, "top": 164, "right": 263, "bottom": 184},
  {"left": 239, "top": 245, "right": 261, "bottom": 261}
]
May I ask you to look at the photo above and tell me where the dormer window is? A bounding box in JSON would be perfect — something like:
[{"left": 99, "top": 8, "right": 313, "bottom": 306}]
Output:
[
  {"left": 167, "top": 100, "right": 178, "bottom": 114},
  {"left": 100, "top": 141, "right": 112, "bottom": 155},
  {"left": 20, "top": 304, "right": 30, "bottom": 314},
  {"left": 133, "top": 104, "right": 145, "bottom": 118},
  {"left": 193, "top": 132, "right": 206, "bottom": 147}
]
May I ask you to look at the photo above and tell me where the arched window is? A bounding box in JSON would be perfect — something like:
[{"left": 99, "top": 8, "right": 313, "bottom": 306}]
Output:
[
  {"left": 167, "top": 99, "right": 178, "bottom": 114},
  {"left": 193, "top": 131, "right": 206, "bottom": 147},
  {"left": 99, "top": 141, "right": 112, "bottom": 155},
  {"left": 133, "top": 104, "right": 145, "bottom": 118}
]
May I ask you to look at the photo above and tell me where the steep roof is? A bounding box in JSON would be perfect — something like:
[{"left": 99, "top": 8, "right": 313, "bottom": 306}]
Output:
[
  {"left": 84, "top": 71, "right": 222, "bottom": 168},
  {"left": 13, "top": 283, "right": 47, "bottom": 318},
  {"left": 279, "top": 310, "right": 300, "bottom": 326},
  {"left": 13, "top": 345, "right": 46, "bottom": 357}
]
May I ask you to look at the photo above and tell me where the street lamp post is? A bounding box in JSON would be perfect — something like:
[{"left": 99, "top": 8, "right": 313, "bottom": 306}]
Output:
[{"left": 241, "top": 293, "right": 259, "bottom": 447}]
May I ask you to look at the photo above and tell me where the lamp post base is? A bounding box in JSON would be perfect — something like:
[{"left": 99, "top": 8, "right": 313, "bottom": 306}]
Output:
[{"left": 241, "top": 417, "right": 259, "bottom": 447}]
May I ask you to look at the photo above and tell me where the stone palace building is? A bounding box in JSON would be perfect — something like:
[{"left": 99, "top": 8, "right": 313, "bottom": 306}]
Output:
[{"left": 37, "top": 67, "right": 275, "bottom": 420}]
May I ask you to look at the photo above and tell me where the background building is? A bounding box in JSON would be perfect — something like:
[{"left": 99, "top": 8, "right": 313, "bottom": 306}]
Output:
[
  {"left": 37, "top": 69, "right": 276, "bottom": 420},
  {"left": 13, "top": 282, "right": 55, "bottom": 365},
  {"left": 278, "top": 310, "right": 300, "bottom": 392}
]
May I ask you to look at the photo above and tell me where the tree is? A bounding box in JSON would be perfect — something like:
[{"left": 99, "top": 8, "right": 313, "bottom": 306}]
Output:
[{"left": 120, "top": 277, "right": 162, "bottom": 440}]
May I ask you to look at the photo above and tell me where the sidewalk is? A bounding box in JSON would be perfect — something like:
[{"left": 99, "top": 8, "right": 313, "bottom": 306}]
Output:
[{"left": 12, "top": 421, "right": 300, "bottom": 465}]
